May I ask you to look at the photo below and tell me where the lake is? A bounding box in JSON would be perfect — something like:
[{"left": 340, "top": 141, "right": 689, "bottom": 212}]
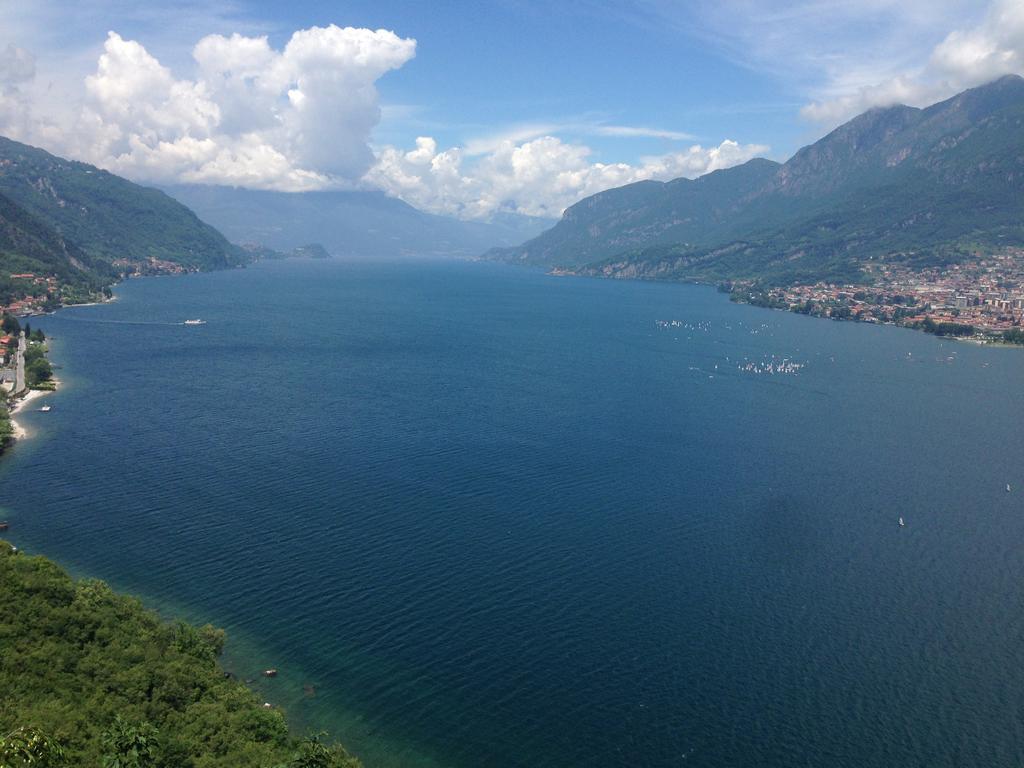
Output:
[{"left": 4, "top": 258, "right": 1024, "bottom": 767}]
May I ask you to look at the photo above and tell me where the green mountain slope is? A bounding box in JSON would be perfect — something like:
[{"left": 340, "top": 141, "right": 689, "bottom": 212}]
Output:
[
  {"left": 488, "top": 158, "right": 781, "bottom": 268},
  {"left": 490, "top": 75, "right": 1024, "bottom": 285},
  {"left": 0, "top": 190, "right": 112, "bottom": 305},
  {"left": 0, "top": 136, "right": 245, "bottom": 273}
]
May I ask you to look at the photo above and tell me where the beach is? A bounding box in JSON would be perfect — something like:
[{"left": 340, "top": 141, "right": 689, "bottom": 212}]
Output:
[{"left": 9, "top": 388, "right": 50, "bottom": 439}]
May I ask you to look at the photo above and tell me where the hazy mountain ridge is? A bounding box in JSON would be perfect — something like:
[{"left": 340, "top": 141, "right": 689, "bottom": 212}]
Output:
[
  {"left": 0, "top": 134, "right": 552, "bottom": 309},
  {"left": 490, "top": 75, "right": 1024, "bottom": 285},
  {"left": 163, "top": 185, "right": 555, "bottom": 259}
]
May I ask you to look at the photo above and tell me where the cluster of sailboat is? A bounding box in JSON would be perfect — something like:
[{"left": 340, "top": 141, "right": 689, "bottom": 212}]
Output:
[
  {"left": 655, "top": 319, "right": 711, "bottom": 332},
  {"left": 737, "top": 358, "right": 806, "bottom": 376}
]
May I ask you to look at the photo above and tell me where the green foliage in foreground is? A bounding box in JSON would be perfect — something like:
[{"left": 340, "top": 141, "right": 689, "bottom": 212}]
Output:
[
  {"left": 1, "top": 725, "right": 68, "bottom": 767},
  {"left": 0, "top": 545, "right": 360, "bottom": 768}
]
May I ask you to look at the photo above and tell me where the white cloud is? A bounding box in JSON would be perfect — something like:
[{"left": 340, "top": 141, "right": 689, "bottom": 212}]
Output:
[
  {"left": 461, "top": 120, "right": 697, "bottom": 156},
  {"left": 0, "top": 16, "right": 765, "bottom": 220},
  {"left": 796, "top": 0, "right": 1024, "bottom": 125},
  {"left": 462, "top": 123, "right": 565, "bottom": 156},
  {"left": 2, "top": 25, "right": 416, "bottom": 190},
  {"left": 633, "top": 1, "right": 1020, "bottom": 129},
  {"left": 367, "top": 135, "right": 768, "bottom": 220},
  {"left": 593, "top": 125, "right": 696, "bottom": 140},
  {"left": 637, "top": 0, "right": 981, "bottom": 89},
  {"left": 800, "top": 77, "right": 940, "bottom": 125},
  {"left": 930, "top": 0, "right": 1024, "bottom": 81}
]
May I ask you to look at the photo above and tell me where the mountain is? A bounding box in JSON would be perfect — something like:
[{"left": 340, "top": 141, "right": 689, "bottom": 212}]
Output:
[
  {"left": 0, "top": 191, "right": 96, "bottom": 280},
  {"left": 488, "top": 158, "right": 782, "bottom": 268},
  {"left": 163, "top": 185, "right": 555, "bottom": 259},
  {"left": 490, "top": 75, "right": 1024, "bottom": 285},
  {"left": 0, "top": 137, "right": 244, "bottom": 274},
  {"left": 0, "top": 190, "right": 110, "bottom": 306}
]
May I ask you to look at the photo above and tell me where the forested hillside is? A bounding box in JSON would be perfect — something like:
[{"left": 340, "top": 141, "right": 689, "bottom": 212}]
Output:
[
  {"left": 0, "top": 137, "right": 244, "bottom": 272},
  {"left": 0, "top": 543, "right": 359, "bottom": 768}
]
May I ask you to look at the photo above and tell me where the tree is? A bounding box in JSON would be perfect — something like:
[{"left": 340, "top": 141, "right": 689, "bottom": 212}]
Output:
[
  {"left": 284, "top": 734, "right": 360, "bottom": 768},
  {"left": 26, "top": 357, "right": 53, "bottom": 387},
  {"left": 2, "top": 551, "right": 360, "bottom": 767},
  {"left": 171, "top": 620, "right": 225, "bottom": 661},
  {"left": 1003, "top": 328, "right": 1024, "bottom": 345},
  {"left": 0, "top": 726, "right": 67, "bottom": 767},
  {"left": 101, "top": 716, "right": 160, "bottom": 768},
  {"left": 1, "top": 314, "right": 19, "bottom": 335}
]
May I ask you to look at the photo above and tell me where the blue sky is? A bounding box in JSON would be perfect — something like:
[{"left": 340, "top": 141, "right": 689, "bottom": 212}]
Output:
[
  {"left": 360, "top": 2, "right": 803, "bottom": 156},
  {"left": 1, "top": 0, "right": 1020, "bottom": 219}
]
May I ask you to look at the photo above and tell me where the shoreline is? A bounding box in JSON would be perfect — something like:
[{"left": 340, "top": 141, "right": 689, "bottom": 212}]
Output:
[
  {"left": 62, "top": 296, "right": 117, "bottom": 309},
  {"left": 9, "top": 387, "right": 53, "bottom": 439},
  {"left": 551, "top": 267, "right": 1024, "bottom": 348},
  {"left": 0, "top": 270, "right": 385, "bottom": 764}
]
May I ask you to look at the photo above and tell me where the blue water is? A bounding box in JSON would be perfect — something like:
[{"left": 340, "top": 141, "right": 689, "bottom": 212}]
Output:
[{"left": 4, "top": 258, "right": 1024, "bottom": 767}]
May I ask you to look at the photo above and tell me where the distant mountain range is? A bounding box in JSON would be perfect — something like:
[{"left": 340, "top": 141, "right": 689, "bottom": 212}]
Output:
[
  {"left": 0, "top": 134, "right": 553, "bottom": 308},
  {"left": 162, "top": 185, "right": 553, "bottom": 259},
  {"left": 5, "top": 74, "right": 1021, "bottom": 310},
  {"left": 488, "top": 75, "right": 1024, "bottom": 286}
]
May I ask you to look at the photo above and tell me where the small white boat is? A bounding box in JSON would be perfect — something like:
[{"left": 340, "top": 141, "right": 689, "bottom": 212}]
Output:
[
  {"left": 1008, "top": 484, "right": 1012, "bottom": 493},
  {"left": 184, "top": 319, "right": 206, "bottom": 326},
  {"left": 39, "top": 405, "right": 51, "bottom": 412},
  {"left": 898, "top": 517, "right": 905, "bottom": 527}
]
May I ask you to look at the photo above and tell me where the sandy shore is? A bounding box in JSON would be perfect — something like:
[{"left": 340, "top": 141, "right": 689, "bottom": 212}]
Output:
[
  {"left": 9, "top": 389, "right": 51, "bottom": 440},
  {"left": 66, "top": 296, "right": 117, "bottom": 308}
]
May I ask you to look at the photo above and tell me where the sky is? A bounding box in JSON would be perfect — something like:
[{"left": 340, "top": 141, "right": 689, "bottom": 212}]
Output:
[{"left": 0, "top": 0, "right": 1022, "bottom": 220}]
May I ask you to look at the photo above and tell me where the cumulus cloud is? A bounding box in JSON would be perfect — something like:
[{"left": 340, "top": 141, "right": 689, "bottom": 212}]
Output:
[
  {"left": 4, "top": 25, "right": 416, "bottom": 190},
  {"left": 0, "top": 21, "right": 766, "bottom": 220},
  {"left": 367, "top": 135, "right": 768, "bottom": 220},
  {"left": 930, "top": 0, "right": 1024, "bottom": 81},
  {"left": 801, "top": 0, "right": 1024, "bottom": 125}
]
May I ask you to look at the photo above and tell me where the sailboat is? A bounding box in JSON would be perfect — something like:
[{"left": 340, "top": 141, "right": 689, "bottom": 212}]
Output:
[{"left": 898, "top": 517, "right": 905, "bottom": 527}]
